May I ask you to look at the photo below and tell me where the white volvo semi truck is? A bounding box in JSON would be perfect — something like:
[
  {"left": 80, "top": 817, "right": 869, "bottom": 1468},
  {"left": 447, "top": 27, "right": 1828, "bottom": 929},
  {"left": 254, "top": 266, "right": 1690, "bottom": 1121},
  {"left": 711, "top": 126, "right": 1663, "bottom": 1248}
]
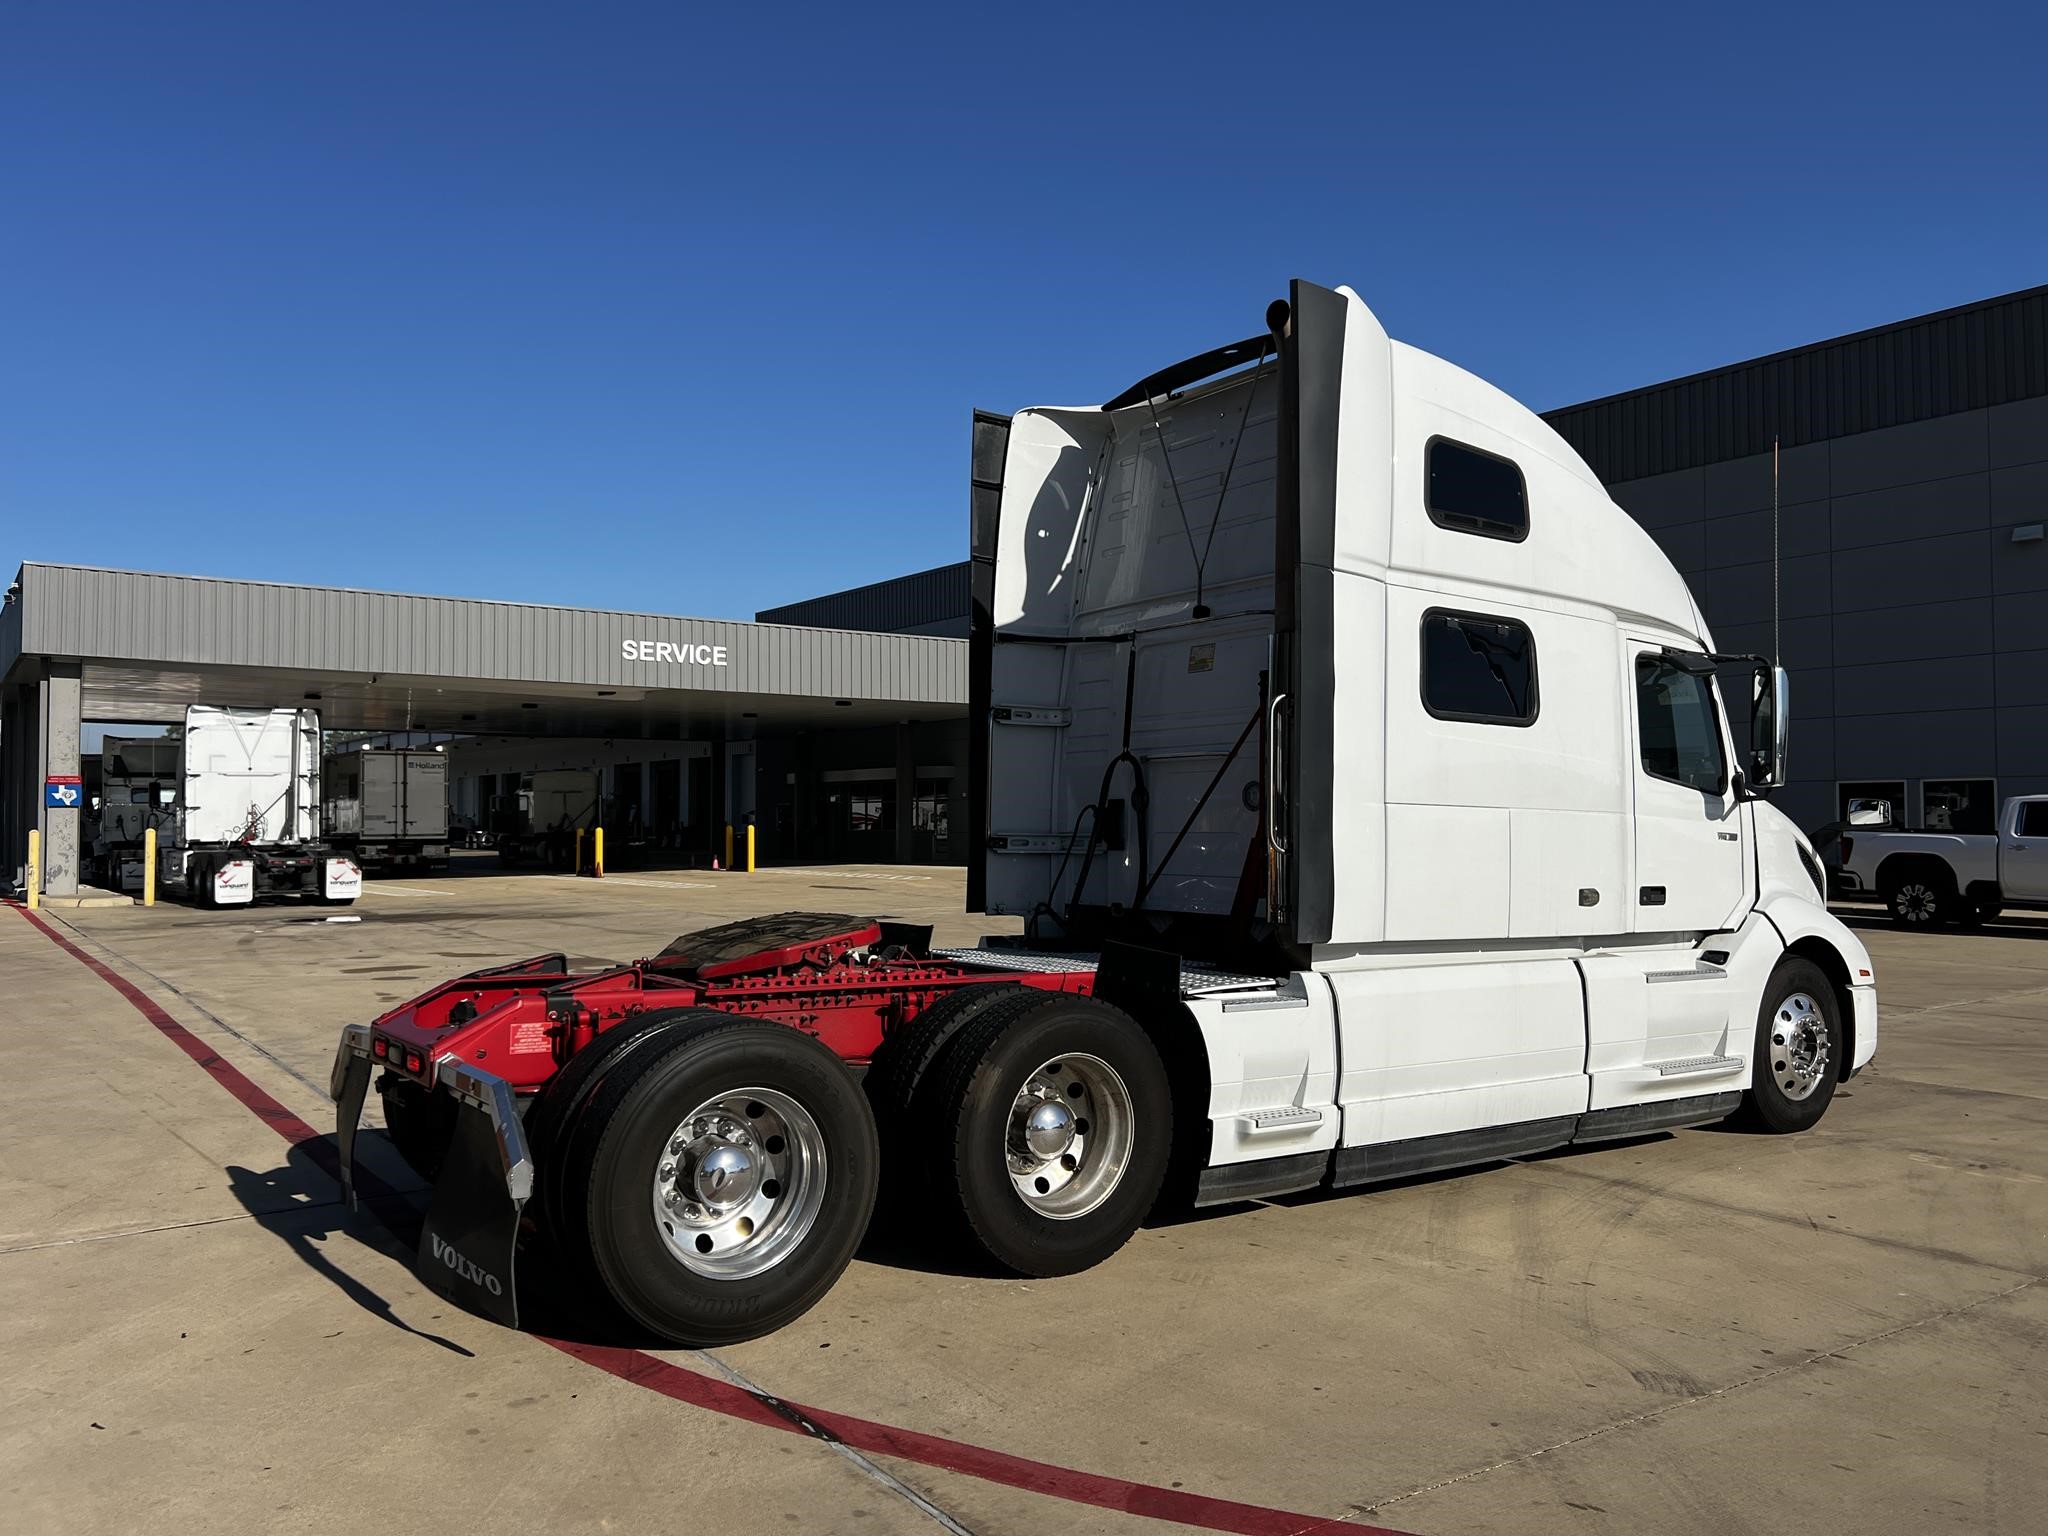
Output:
[
  {"left": 160, "top": 705, "right": 361, "bottom": 907},
  {"left": 967, "top": 278, "right": 1874, "bottom": 1208},
  {"left": 333, "top": 280, "right": 1875, "bottom": 1346}
]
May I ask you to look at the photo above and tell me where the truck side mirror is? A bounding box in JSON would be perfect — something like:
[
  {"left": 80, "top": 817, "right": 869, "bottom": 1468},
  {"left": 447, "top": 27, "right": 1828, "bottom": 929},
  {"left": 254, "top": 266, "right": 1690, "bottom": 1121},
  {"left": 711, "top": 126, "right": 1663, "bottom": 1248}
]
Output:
[
  {"left": 1748, "top": 664, "right": 1790, "bottom": 789},
  {"left": 1845, "top": 798, "right": 1892, "bottom": 828}
]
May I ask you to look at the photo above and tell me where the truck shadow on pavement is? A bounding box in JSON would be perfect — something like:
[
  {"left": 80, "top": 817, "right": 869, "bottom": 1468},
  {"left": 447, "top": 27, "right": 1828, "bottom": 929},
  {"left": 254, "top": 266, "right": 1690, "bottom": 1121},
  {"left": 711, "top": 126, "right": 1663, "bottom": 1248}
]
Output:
[{"left": 223, "top": 1153, "right": 476, "bottom": 1357}]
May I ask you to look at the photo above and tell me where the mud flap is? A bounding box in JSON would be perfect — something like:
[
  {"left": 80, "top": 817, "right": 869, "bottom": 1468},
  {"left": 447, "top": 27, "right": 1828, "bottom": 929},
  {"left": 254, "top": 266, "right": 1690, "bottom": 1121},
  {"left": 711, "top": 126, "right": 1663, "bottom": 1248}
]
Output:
[
  {"left": 330, "top": 1023, "right": 375, "bottom": 1209},
  {"left": 417, "top": 1100, "right": 525, "bottom": 1329},
  {"left": 334, "top": 1052, "right": 371, "bottom": 1209}
]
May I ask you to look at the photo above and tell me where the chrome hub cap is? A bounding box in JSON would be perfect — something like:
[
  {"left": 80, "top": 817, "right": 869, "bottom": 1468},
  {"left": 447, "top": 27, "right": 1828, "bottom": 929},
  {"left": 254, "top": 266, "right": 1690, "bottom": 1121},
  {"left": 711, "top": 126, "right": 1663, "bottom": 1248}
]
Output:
[
  {"left": 1769, "top": 992, "right": 1831, "bottom": 1102},
  {"left": 652, "top": 1088, "right": 827, "bottom": 1279},
  {"left": 1005, "top": 1053, "right": 1133, "bottom": 1220}
]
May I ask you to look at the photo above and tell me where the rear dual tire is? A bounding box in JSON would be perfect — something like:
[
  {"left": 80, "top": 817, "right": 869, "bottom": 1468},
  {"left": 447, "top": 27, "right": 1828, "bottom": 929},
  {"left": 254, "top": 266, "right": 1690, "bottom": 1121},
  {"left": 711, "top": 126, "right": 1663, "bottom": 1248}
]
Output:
[
  {"left": 544, "top": 1011, "right": 878, "bottom": 1347},
  {"left": 901, "top": 990, "right": 1172, "bottom": 1278}
]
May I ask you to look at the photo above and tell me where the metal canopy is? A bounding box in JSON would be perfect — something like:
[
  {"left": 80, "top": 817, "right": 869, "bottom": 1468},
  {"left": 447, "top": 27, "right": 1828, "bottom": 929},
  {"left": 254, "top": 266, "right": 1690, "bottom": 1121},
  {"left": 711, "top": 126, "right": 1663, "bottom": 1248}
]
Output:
[{"left": 3, "top": 563, "right": 966, "bottom": 735}]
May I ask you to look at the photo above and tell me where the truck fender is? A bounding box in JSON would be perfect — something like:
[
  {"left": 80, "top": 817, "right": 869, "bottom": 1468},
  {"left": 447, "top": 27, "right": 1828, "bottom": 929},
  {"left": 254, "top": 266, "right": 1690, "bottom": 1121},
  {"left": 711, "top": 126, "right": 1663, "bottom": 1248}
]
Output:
[{"left": 1756, "top": 892, "right": 1876, "bottom": 1079}]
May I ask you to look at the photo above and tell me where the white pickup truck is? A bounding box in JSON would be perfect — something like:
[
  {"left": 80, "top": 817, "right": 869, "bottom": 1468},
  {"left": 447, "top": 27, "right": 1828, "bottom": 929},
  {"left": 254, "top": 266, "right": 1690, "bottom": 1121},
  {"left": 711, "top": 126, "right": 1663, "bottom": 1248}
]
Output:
[{"left": 1836, "top": 794, "right": 2048, "bottom": 926}]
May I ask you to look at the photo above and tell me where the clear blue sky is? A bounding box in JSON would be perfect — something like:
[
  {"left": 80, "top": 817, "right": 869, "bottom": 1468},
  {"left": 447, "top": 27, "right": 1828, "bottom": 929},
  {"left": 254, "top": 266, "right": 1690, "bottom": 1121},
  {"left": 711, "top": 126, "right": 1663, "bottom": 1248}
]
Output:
[{"left": 5, "top": 2, "right": 2042, "bottom": 622}]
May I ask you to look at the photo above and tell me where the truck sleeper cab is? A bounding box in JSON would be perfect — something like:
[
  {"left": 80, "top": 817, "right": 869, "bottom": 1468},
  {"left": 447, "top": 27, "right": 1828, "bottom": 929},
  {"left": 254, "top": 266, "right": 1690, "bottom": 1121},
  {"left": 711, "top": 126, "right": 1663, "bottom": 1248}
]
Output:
[
  {"left": 971, "top": 279, "right": 1876, "bottom": 1203},
  {"left": 332, "top": 281, "right": 1876, "bottom": 1348}
]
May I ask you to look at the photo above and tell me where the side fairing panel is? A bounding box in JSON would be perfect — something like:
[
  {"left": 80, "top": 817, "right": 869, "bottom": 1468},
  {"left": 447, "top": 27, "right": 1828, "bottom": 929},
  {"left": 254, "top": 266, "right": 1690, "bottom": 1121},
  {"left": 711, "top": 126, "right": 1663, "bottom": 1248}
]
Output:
[{"left": 1330, "top": 957, "right": 1589, "bottom": 1144}]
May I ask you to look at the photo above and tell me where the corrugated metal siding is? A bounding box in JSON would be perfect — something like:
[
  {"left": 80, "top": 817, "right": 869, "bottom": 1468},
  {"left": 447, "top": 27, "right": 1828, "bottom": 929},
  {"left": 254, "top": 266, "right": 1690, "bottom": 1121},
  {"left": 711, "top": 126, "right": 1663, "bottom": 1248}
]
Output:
[
  {"left": 1544, "top": 285, "right": 2048, "bottom": 482},
  {"left": 756, "top": 563, "right": 971, "bottom": 636},
  {"left": 12, "top": 565, "right": 966, "bottom": 703},
  {"left": 0, "top": 583, "right": 22, "bottom": 685}
]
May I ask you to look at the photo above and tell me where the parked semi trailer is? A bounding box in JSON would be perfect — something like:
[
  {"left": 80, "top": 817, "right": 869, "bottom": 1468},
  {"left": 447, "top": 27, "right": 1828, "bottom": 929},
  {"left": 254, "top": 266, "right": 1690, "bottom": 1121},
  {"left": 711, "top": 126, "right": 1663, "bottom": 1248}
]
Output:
[
  {"left": 324, "top": 747, "right": 450, "bottom": 873},
  {"left": 89, "top": 734, "right": 180, "bottom": 892},
  {"left": 333, "top": 280, "right": 1877, "bottom": 1345},
  {"left": 159, "top": 705, "right": 361, "bottom": 907},
  {"left": 492, "top": 768, "right": 601, "bottom": 868}
]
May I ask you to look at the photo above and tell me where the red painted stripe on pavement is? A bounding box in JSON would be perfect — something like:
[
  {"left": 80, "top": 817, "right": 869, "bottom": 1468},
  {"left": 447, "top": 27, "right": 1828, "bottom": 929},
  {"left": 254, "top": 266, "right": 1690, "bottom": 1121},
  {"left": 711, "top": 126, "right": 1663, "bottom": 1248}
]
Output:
[
  {"left": 547, "top": 1336, "right": 1368, "bottom": 1535},
  {"left": 11, "top": 902, "right": 1409, "bottom": 1536},
  {"left": 15, "top": 904, "right": 326, "bottom": 1145}
]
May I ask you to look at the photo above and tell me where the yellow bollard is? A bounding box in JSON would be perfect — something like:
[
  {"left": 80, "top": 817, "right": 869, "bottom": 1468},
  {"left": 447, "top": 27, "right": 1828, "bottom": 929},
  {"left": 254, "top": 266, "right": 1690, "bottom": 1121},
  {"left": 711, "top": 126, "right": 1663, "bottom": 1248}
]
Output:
[
  {"left": 745, "top": 822, "right": 755, "bottom": 874},
  {"left": 143, "top": 827, "right": 157, "bottom": 907},
  {"left": 574, "top": 826, "right": 584, "bottom": 875},
  {"left": 592, "top": 826, "right": 605, "bottom": 877},
  {"left": 26, "top": 828, "right": 40, "bottom": 910},
  {"left": 723, "top": 823, "right": 733, "bottom": 871}
]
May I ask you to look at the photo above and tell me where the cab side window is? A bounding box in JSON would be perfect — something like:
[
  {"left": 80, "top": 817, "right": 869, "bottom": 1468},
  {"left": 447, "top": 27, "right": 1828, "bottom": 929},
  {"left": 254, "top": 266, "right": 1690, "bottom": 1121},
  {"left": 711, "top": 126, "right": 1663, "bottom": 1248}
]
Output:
[
  {"left": 1422, "top": 610, "right": 1538, "bottom": 725},
  {"left": 1636, "top": 656, "right": 1726, "bottom": 794},
  {"left": 2020, "top": 801, "right": 2048, "bottom": 839}
]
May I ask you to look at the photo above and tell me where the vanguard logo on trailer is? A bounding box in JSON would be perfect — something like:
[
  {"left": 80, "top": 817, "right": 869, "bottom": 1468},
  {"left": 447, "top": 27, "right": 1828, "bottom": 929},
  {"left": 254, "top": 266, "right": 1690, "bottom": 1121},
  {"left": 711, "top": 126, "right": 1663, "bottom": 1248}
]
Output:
[{"left": 622, "top": 638, "right": 730, "bottom": 666}]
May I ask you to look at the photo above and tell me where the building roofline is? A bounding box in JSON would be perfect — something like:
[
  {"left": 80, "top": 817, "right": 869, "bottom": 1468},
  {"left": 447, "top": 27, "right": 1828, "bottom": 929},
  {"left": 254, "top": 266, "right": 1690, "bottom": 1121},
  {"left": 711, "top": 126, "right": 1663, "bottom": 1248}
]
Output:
[
  {"left": 10, "top": 560, "right": 962, "bottom": 644},
  {"left": 1550, "top": 282, "right": 2048, "bottom": 416}
]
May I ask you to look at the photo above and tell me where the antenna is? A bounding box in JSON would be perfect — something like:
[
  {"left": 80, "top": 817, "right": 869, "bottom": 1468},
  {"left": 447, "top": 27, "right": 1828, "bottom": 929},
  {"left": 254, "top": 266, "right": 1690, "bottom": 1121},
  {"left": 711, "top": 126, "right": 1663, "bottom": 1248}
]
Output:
[{"left": 1772, "top": 436, "right": 1781, "bottom": 670}]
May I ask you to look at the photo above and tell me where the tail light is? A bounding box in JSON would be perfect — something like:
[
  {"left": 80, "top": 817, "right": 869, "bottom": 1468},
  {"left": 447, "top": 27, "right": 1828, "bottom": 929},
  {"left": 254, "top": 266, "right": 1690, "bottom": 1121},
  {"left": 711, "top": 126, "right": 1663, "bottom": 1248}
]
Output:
[
  {"left": 404, "top": 1052, "right": 424, "bottom": 1074},
  {"left": 371, "top": 1037, "right": 389, "bottom": 1060}
]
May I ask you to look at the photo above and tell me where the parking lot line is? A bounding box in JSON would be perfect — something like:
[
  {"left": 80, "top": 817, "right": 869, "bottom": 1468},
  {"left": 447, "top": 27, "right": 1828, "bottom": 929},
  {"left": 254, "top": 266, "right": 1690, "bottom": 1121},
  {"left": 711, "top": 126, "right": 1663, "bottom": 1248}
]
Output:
[
  {"left": 8, "top": 899, "right": 1399, "bottom": 1536},
  {"left": 540, "top": 874, "right": 714, "bottom": 890}
]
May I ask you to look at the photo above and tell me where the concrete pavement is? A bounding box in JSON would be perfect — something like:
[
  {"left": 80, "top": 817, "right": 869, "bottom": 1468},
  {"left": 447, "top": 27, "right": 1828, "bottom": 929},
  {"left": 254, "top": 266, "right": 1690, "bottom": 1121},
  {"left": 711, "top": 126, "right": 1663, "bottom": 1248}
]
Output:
[{"left": 3, "top": 863, "right": 2043, "bottom": 1535}]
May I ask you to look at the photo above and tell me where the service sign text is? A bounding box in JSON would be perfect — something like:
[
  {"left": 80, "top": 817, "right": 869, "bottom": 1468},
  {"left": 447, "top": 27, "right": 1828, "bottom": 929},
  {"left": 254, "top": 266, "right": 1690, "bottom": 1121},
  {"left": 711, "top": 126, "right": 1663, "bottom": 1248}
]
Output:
[{"left": 623, "top": 639, "right": 730, "bottom": 666}]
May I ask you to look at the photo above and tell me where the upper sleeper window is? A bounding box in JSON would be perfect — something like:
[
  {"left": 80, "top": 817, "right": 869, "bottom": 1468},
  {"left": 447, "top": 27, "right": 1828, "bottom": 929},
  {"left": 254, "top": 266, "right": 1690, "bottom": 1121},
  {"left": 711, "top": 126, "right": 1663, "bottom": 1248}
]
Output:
[
  {"left": 1421, "top": 610, "right": 1538, "bottom": 726},
  {"left": 1426, "top": 438, "right": 1528, "bottom": 542}
]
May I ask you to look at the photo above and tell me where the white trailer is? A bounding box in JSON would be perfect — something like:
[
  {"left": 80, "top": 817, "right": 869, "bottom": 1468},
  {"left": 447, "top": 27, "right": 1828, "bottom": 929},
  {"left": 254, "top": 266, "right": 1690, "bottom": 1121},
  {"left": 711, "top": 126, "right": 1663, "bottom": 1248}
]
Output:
[
  {"left": 491, "top": 767, "right": 601, "bottom": 867},
  {"left": 324, "top": 748, "right": 450, "bottom": 872},
  {"left": 158, "top": 706, "right": 361, "bottom": 907}
]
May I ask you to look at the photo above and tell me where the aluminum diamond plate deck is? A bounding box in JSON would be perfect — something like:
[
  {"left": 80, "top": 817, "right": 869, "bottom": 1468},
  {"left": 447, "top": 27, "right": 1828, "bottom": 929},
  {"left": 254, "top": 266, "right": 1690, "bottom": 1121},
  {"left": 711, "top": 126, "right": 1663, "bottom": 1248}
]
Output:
[{"left": 932, "top": 948, "right": 1274, "bottom": 995}]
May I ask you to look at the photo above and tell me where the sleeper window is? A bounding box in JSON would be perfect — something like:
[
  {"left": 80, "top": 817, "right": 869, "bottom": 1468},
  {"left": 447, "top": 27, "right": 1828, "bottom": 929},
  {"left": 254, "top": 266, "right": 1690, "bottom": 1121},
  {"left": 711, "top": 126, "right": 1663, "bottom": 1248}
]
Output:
[
  {"left": 1426, "top": 438, "right": 1528, "bottom": 542},
  {"left": 1422, "top": 611, "right": 1538, "bottom": 725},
  {"left": 1636, "top": 656, "right": 1726, "bottom": 794}
]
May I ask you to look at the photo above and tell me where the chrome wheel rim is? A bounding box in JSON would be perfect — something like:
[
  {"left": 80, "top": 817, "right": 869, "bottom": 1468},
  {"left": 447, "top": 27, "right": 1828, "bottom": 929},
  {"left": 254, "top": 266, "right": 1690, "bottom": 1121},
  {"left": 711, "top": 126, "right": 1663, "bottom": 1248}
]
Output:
[
  {"left": 1895, "top": 883, "right": 1940, "bottom": 923},
  {"left": 1769, "top": 992, "right": 1831, "bottom": 1102},
  {"left": 1005, "top": 1053, "right": 1132, "bottom": 1220},
  {"left": 651, "top": 1087, "right": 827, "bottom": 1279}
]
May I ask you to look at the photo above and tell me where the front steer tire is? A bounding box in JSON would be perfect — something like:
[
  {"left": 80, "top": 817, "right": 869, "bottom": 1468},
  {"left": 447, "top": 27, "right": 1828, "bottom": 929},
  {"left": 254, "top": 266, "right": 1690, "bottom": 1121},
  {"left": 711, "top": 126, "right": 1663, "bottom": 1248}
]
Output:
[
  {"left": 925, "top": 990, "right": 1171, "bottom": 1278},
  {"left": 557, "top": 1016, "right": 879, "bottom": 1347},
  {"left": 1736, "top": 958, "right": 1843, "bottom": 1135}
]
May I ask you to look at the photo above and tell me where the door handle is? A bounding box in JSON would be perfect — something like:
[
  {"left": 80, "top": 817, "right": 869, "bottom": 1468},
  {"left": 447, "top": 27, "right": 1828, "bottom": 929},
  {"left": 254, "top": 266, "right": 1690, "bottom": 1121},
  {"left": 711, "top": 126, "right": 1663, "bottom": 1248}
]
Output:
[{"left": 1640, "top": 886, "right": 1667, "bottom": 906}]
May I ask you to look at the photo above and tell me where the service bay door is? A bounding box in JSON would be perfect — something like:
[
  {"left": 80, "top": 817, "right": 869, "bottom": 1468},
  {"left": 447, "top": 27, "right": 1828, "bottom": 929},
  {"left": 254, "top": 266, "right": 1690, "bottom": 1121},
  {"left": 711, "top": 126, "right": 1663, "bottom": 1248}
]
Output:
[{"left": 1625, "top": 641, "right": 1749, "bottom": 934}]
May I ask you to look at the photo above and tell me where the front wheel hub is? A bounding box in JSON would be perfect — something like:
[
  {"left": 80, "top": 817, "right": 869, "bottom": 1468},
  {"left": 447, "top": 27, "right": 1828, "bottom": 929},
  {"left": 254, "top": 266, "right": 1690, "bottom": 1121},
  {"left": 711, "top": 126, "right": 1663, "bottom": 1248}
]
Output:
[{"left": 1770, "top": 992, "right": 1832, "bottom": 1102}]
